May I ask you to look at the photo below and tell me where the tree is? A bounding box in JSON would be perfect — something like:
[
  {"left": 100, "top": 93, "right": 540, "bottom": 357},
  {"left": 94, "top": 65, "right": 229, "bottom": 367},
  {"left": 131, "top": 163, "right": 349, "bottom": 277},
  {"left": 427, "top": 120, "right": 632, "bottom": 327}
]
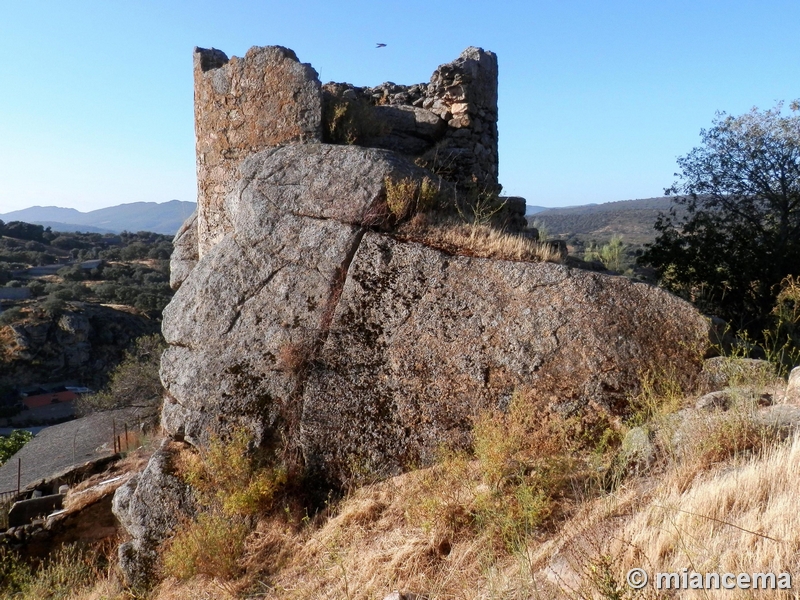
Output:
[
  {"left": 640, "top": 102, "right": 800, "bottom": 334},
  {"left": 0, "top": 430, "right": 33, "bottom": 467},
  {"left": 78, "top": 334, "right": 166, "bottom": 415},
  {"left": 585, "top": 235, "right": 626, "bottom": 272}
]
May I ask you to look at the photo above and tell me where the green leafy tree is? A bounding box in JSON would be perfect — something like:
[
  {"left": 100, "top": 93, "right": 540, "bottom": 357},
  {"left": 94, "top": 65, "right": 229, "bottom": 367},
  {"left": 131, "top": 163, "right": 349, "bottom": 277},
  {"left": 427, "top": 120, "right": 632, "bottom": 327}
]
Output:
[
  {"left": 640, "top": 102, "right": 800, "bottom": 334},
  {"left": 586, "top": 235, "right": 626, "bottom": 272},
  {"left": 0, "top": 430, "right": 33, "bottom": 466}
]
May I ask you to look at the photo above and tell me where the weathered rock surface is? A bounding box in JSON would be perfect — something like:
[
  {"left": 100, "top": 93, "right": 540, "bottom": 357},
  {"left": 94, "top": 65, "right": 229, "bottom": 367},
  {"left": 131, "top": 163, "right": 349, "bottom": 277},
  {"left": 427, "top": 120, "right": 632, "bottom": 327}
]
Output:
[
  {"left": 112, "top": 441, "right": 194, "bottom": 589},
  {"left": 695, "top": 390, "right": 733, "bottom": 411},
  {"left": 366, "top": 105, "right": 447, "bottom": 155},
  {"left": 169, "top": 210, "right": 198, "bottom": 291},
  {"left": 620, "top": 426, "right": 655, "bottom": 474},
  {"left": 698, "top": 357, "right": 779, "bottom": 392},
  {"left": 194, "top": 45, "right": 323, "bottom": 256},
  {"left": 300, "top": 233, "right": 710, "bottom": 486},
  {"left": 787, "top": 366, "right": 800, "bottom": 403},
  {"left": 160, "top": 144, "right": 430, "bottom": 446}
]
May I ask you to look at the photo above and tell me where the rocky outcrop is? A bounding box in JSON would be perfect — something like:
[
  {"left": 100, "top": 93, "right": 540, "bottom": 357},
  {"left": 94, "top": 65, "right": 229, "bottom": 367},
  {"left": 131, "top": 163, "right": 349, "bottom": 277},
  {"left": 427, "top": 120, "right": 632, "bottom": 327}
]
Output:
[
  {"left": 169, "top": 210, "right": 198, "bottom": 291},
  {"left": 161, "top": 144, "right": 431, "bottom": 446},
  {"left": 112, "top": 441, "right": 194, "bottom": 590},
  {"left": 116, "top": 44, "right": 714, "bottom": 586},
  {"left": 162, "top": 46, "right": 711, "bottom": 481},
  {"left": 0, "top": 303, "right": 159, "bottom": 389},
  {"left": 300, "top": 233, "right": 710, "bottom": 486},
  {"left": 158, "top": 140, "right": 711, "bottom": 486}
]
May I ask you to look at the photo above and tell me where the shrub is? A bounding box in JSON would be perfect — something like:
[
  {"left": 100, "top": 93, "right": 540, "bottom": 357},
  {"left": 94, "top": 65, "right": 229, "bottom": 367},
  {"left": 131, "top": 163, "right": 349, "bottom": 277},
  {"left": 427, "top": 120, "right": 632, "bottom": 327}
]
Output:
[
  {"left": 0, "top": 543, "right": 106, "bottom": 600},
  {"left": 0, "top": 306, "right": 24, "bottom": 326},
  {"left": 179, "top": 428, "right": 286, "bottom": 518},
  {"left": 710, "top": 277, "right": 800, "bottom": 378},
  {"left": 585, "top": 235, "right": 626, "bottom": 272},
  {"left": 384, "top": 175, "right": 443, "bottom": 222},
  {"left": 39, "top": 296, "right": 67, "bottom": 318},
  {"left": 0, "top": 430, "right": 33, "bottom": 466},
  {"left": 162, "top": 512, "right": 249, "bottom": 581},
  {"left": 0, "top": 546, "right": 30, "bottom": 595},
  {"left": 455, "top": 185, "right": 508, "bottom": 228},
  {"left": 163, "top": 429, "right": 287, "bottom": 582},
  {"left": 405, "top": 392, "right": 603, "bottom": 552},
  {"left": 471, "top": 394, "right": 579, "bottom": 549}
]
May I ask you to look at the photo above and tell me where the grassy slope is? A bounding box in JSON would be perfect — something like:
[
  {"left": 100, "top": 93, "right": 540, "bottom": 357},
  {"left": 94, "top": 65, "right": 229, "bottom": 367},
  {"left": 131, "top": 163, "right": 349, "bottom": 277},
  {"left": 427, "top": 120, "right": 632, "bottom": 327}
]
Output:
[{"left": 47, "top": 367, "right": 799, "bottom": 600}]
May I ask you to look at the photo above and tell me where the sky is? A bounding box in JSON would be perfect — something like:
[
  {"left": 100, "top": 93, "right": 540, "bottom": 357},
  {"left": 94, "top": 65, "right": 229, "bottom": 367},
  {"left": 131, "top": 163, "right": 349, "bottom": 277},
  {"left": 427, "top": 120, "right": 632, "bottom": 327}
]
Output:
[{"left": 0, "top": 0, "right": 798, "bottom": 213}]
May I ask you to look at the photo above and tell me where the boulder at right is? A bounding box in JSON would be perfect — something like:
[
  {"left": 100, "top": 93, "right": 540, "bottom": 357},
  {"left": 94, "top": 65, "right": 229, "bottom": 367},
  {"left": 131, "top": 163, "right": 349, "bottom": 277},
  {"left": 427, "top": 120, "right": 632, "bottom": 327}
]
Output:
[{"left": 300, "top": 232, "right": 712, "bottom": 488}]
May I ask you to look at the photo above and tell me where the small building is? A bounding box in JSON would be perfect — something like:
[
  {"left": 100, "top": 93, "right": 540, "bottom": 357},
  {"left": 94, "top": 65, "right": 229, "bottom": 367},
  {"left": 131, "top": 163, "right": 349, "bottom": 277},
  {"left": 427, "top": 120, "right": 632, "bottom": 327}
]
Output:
[
  {"left": 79, "top": 259, "right": 104, "bottom": 270},
  {"left": 23, "top": 391, "right": 77, "bottom": 410}
]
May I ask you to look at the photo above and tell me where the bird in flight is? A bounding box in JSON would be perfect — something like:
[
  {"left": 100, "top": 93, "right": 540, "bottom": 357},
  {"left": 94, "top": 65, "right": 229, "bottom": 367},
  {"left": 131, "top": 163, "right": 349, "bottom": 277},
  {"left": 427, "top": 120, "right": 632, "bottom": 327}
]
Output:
[{"left": 376, "top": 43, "right": 387, "bottom": 48}]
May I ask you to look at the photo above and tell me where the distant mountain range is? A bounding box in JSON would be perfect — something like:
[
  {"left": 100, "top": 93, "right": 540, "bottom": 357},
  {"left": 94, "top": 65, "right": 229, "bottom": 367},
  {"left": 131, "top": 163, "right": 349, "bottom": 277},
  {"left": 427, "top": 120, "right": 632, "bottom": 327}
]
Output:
[
  {"left": 0, "top": 200, "right": 196, "bottom": 235},
  {"left": 1, "top": 197, "right": 678, "bottom": 242},
  {"left": 528, "top": 197, "right": 683, "bottom": 246},
  {"left": 525, "top": 205, "right": 548, "bottom": 215}
]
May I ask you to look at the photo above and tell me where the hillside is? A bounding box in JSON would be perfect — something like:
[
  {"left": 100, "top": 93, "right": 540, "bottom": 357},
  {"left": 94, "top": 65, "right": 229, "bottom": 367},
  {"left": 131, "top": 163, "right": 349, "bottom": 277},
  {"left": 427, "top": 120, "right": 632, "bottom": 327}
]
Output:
[
  {"left": 529, "top": 196, "right": 686, "bottom": 247},
  {"left": 0, "top": 200, "right": 196, "bottom": 236},
  {"left": 0, "top": 221, "right": 174, "bottom": 402}
]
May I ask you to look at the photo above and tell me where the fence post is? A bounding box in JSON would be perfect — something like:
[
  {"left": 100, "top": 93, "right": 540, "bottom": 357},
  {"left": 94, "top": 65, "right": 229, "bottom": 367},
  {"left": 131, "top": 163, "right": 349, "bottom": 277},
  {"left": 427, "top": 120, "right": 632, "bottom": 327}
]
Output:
[
  {"left": 17, "top": 458, "right": 20, "bottom": 494},
  {"left": 113, "top": 420, "right": 117, "bottom": 454},
  {"left": 124, "top": 423, "right": 129, "bottom": 452}
]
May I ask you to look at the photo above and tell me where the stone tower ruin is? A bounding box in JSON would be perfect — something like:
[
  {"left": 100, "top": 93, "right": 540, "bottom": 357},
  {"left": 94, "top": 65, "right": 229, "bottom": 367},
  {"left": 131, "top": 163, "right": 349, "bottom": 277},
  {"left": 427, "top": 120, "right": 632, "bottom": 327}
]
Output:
[{"left": 193, "top": 45, "right": 500, "bottom": 256}]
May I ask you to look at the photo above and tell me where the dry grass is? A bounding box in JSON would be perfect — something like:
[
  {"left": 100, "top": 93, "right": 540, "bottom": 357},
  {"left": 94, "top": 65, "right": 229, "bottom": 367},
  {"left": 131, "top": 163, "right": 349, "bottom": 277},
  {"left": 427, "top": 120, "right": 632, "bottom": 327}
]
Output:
[
  {"left": 397, "top": 216, "right": 563, "bottom": 263},
  {"left": 22, "top": 367, "right": 799, "bottom": 599},
  {"left": 539, "top": 432, "right": 800, "bottom": 599}
]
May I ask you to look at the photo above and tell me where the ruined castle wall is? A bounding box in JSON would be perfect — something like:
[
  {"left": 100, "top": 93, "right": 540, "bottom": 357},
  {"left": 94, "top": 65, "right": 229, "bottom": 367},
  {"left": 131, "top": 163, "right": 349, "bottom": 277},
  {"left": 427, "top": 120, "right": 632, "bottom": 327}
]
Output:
[
  {"left": 193, "top": 45, "right": 499, "bottom": 255},
  {"left": 193, "top": 46, "right": 322, "bottom": 256},
  {"left": 322, "top": 47, "right": 500, "bottom": 193}
]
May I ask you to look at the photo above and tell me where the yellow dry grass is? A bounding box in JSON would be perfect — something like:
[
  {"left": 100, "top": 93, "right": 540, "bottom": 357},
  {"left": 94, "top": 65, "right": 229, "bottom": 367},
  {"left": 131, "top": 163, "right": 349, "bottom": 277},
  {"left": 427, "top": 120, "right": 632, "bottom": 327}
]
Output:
[
  {"left": 398, "top": 216, "right": 563, "bottom": 264},
  {"left": 24, "top": 370, "right": 800, "bottom": 600},
  {"left": 536, "top": 433, "right": 800, "bottom": 599}
]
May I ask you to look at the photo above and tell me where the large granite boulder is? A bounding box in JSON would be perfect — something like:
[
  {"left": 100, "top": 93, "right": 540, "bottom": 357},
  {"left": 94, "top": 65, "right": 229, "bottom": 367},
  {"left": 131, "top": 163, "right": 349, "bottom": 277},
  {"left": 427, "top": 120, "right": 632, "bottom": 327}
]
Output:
[
  {"left": 158, "top": 141, "right": 712, "bottom": 483},
  {"left": 112, "top": 441, "right": 195, "bottom": 589},
  {"left": 160, "top": 143, "right": 431, "bottom": 446},
  {"left": 300, "top": 233, "right": 711, "bottom": 486}
]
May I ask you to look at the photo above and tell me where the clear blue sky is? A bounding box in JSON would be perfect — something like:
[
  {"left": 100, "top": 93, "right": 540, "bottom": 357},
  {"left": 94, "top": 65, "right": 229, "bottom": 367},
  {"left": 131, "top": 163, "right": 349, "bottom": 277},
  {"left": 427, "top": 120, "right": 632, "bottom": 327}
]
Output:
[{"left": 1, "top": 0, "right": 798, "bottom": 213}]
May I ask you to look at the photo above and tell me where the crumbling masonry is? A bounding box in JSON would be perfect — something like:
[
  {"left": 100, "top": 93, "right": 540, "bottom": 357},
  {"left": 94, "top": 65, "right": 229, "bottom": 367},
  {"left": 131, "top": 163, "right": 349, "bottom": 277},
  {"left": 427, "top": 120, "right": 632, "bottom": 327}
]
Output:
[{"left": 193, "top": 45, "right": 501, "bottom": 256}]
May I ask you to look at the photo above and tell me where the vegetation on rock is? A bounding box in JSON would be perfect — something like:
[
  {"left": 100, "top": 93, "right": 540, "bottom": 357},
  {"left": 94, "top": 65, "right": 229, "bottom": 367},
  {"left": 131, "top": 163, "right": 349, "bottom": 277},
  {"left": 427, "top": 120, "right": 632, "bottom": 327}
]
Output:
[{"left": 162, "top": 429, "right": 287, "bottom": 582}]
